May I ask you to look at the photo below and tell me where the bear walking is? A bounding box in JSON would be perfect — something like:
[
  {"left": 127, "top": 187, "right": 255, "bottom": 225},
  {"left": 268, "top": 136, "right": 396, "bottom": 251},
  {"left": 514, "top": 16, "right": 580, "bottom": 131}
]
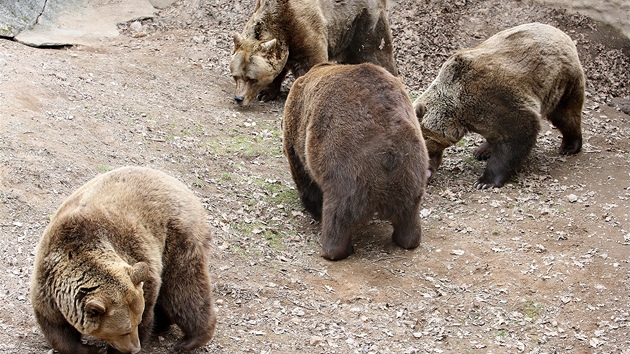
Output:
[
  {"left": 230, "top": 0, "right": 398, "bottom": 106},
  {"left": 413, "top": 22, "right": 585, "bottom": 189},
  {"left": 30, "top": 166, "right": 217, "bottom": 354},
  {"left": 283, "top": 63, "right": 428, "bottom": 260}
]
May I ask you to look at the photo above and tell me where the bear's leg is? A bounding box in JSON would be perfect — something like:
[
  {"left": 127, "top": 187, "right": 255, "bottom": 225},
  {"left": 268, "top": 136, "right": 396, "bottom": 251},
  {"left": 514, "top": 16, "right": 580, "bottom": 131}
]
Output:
[
  {"left": 286, "top": 146, "right": 323, "bottom": 219},
  {"left": 320, "top": 195, "right": 357, "bottom": 261},
  {"left": 475, "top": 135, "right": 536, "bottom": 189},
  {"left": 548, "top": 84, "right": 583, "bottom": 155},
  {"left": 160, "top": 250, "right": 216, "bottom": 352},
  {"left": 473, "top": 141, "right": 494, "bottom": 161},
  {"left": 373, "top": 15, "right": 399, "bottom": 76},
  {"left": 153, "top": 303, "right": 173, "bottom": 334},
  {"left": 137, "top": 279, "right": 160, "bottom": 344},
  {"left": 391, "top": 204, "right": 422, "bottom": 249},
  {"left": 35, "top": 313, "right": 103, "bottom": 354},
  {"left": 346, "top": 15, "right": 398, "bottom": 76},
  {"left": 258, "top": 67, "right": 288, "bottom": 102}
]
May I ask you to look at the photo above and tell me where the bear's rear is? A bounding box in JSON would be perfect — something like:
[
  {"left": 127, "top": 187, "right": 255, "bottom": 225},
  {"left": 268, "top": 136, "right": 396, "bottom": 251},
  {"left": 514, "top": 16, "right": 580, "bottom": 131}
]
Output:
[{"left": 283, "top": 63, "right": 429, "bottom": 260}]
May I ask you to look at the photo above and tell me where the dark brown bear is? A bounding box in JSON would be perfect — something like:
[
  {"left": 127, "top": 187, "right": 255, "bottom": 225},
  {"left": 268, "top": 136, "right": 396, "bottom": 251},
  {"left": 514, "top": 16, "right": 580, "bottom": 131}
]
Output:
[
  {"left": 30, "top": 166, "right": 217, "bottom": 354},
  {"left": 230, "top": 0, "right": 398, "bottom": 106},
  {"left": 414, "top": 22, "right": 585, "bottom": 189},
  {"left": 283, "top": 62, "right": 429, "bottom": 260}
]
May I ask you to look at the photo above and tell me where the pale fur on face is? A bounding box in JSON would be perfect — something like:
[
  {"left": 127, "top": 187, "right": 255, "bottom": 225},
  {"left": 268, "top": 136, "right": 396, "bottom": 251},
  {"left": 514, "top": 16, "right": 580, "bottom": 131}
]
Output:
[
  {"left": 229, "top": 34, "right": 287, "bottom": 106},
  {"left": 72, "top": 262, "right": 148, "bottom": 354}
]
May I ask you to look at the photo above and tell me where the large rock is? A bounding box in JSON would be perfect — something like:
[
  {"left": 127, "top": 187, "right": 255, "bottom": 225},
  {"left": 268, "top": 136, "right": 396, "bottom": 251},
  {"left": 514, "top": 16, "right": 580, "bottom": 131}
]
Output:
[
  {"left": 0, "top": 0, "right": 46, "bottom": 37},
  {"left": 15, "top": 0, "right": 156, "bottom": 47},
  {"left": 533, "top": 0, "right": 630, "bottom": 39},
  {"left": 0, "top": 0, "right": 159, "bottom": 47}
]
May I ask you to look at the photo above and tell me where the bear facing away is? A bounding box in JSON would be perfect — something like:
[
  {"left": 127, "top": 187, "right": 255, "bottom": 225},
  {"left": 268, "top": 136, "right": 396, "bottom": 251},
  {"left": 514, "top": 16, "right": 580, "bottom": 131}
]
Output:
[
  {"left": 283, "top": 62, "right": 428, "bottom": 260},
  {"left": 230, "top": 0, "right": 398, "bottom": 106},
  {"left": 30, "top": 166, "right": 217, "bottom": 354},
  {"left": 413, "top": 22, "right": 585, "bottom": 189}
]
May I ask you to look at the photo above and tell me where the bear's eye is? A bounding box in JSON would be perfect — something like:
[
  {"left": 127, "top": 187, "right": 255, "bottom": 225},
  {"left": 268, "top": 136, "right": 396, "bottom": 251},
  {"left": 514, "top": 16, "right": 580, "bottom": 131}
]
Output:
[{"left": 247, "top": 77, "right": 258, "bottom": 84}]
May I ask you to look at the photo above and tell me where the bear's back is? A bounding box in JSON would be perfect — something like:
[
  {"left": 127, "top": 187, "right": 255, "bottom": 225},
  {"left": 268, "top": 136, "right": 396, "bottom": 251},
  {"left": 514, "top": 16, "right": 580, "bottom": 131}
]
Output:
[
  {"left": 457, "top": 22, "right": 582, "bottom": 87},
  {"left": 422, "top": 22, "right": 584, "bottom": 122},
  {"left": 286, "top": 63, "right": 427, "bottom": 211},
  {"left": 34, "top": 166, "right": 211, "bottom": 277}
]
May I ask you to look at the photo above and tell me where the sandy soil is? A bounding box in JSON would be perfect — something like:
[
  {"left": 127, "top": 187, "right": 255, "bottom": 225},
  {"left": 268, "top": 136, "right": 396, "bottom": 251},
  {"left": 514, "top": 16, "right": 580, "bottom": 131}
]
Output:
[{"left": 1, "top": 0, "right": 629, "bottom": 353}]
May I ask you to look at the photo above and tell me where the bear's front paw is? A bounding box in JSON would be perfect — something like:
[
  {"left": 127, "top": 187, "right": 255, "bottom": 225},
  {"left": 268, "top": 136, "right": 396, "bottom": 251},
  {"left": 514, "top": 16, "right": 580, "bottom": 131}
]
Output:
[
  {"left": 257, "top": 88, "right": 280, "bottom": 102},
  {"left": 474, "top": 176, "right": 504, "bottom": 190},
  {"left": 559, "top": 136, "right": 582, "bottom": 155},
  {"left": 321, "top": 242, "right": 354, "bottom": 261}
]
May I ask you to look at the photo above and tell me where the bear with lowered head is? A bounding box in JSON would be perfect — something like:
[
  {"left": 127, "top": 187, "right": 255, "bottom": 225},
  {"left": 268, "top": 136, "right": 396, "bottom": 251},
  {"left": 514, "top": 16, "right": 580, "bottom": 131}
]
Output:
[
  {"left": 230, "top": 0, "right": 398, "bottom": 106},
  {"left": 283, "top": 62, "right": 428, "bottom": 260},
  {"left": 414, "top": 22, "right": 585, "bottom": 189},
  {"left": 30, "top": 166, "right": 217, "bottom": 354}
]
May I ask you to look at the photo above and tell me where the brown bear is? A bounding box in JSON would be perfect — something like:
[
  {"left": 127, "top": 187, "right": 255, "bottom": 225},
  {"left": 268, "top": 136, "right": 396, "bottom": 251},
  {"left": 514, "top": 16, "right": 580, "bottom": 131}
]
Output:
[
  {"left": 413, "top": 22, "right": 585, "bottom": 189},
  {"left": 30, "top": 166, "right": 217, "bottom": 354},
  {"left": 229, "top": 0, "right": 398, "bottom": 106},
  {"left": 283, "top": 62, "right": 428, "bottom": 260}
]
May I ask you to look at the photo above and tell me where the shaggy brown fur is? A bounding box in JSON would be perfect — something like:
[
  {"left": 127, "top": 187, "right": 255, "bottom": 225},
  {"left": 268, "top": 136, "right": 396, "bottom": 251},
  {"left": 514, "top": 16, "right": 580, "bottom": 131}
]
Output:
[
  {"left": 413, "top": 22, "right": 585, "bottom": 188},
  {"left": 283, "top": 63, "right": 428, "bottom": 260},
  {"left": 230, "top": 0, "right": 398, "bottom": 106},
  {"left": 30, "top": 166, "right": 217, "bottom": 354}
]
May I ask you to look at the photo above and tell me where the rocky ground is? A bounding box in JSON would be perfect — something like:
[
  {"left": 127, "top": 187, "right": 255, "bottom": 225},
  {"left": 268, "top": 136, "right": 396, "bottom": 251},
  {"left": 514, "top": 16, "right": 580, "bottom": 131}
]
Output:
[{"left": 1, "top": 0, "right": 629, "bottom": 353}]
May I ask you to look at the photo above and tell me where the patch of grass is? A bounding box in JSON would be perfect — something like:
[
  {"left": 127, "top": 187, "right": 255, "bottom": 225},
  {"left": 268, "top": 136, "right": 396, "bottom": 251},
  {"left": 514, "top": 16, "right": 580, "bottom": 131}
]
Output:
[
  {"left": 256, "top": 179, "right": 300, "bottom": 208},
  {"left": 520, "top": 301, "right": 543, "bottom": 319},
  {"left": 229, "top": 244, "right": 248, "bottom": 255},
  {"left": 232, "top": 221, "right": 285, "bottom": 250},
  {"left": 96, "top": 164, "right": 111, "bottom": 173},
  {"left": 193, "top": 176, "right": 204, "bottom": 188},
  {"left": 204, "top": 122, "right": 283, "bottom": 159},
  {"left": 456, "top": 137, "right": 468, "bottom": 147},
  {"left": 243, "top": 177, "right": 302, "bottom": 213},
  {"left": 205, "top": 134, "right": 278, "bottom": 159}
]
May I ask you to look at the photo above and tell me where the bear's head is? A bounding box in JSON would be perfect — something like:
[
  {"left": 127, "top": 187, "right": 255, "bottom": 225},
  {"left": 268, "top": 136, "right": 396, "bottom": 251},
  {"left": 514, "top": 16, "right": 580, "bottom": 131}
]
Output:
[
  {"left": 78, "top": 262, "right": 149, "bottom": 354},
  {"left": 415, "top": 102, "right": 455, "bottom": 180},
  {"left": 229, "top": 33, "right": 288, "bottom": 106}
]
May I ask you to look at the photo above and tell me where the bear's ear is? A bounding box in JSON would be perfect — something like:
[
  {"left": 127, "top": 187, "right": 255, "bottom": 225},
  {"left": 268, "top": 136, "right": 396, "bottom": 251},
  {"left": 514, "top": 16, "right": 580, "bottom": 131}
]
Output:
[
  {"left": 128, "top": 262, "right": 150, "bottom": 286},
  {"left": 233, "top": 33, "right": 243, "bottom": 48},
  {"left": 85, "top": 298, "right": 106, "bottom": 317},
  {"left": 414, "top": 103, "right": 426, "bottom": 120},
  {"left": 260, "top": 39, "right": 277, "bottom": 53}
]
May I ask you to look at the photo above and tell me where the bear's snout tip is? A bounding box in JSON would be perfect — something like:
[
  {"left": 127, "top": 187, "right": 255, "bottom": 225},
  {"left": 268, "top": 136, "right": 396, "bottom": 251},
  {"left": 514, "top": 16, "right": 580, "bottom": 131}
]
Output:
[{"left": 234, "top": 95, "right": 244, "bottom": 105}]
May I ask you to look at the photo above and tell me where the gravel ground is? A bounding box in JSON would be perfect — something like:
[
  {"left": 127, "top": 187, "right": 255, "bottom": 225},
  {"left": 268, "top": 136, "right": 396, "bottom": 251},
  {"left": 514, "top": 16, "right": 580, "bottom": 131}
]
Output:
[{"left": 1, "top": 0, "right": 629, "bottom": 353}]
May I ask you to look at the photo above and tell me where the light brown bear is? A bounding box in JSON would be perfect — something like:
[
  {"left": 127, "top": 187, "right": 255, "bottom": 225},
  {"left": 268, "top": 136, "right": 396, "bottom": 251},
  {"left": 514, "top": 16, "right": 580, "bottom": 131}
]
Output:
[
  {"left": 283, "top": 62, "right": 428, "bottom": 260},
  {"left": 230, "top": 0, "right": 398, "bottom": 106},
  {"left": 30, "top": 166, "right": 217, "bottom": 354},
  {"left": 413, "top": 22, "right": 585, "bottom": 189}
]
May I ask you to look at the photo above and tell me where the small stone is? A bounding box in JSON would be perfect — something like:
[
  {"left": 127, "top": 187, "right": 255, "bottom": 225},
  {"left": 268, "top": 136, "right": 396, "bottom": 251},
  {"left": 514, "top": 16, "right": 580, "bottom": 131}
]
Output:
[
  {"left": 567, "top": 194, "right": 578, "bottom": 203},
  {"left": 192, "top": 36, "right": 206, "bottom": 44},
  {"left": 129, "top": 21, "right": 143, "bottom": 33},
  {"left": 309, "top": 335, "right": 324, "bottom": 345}
]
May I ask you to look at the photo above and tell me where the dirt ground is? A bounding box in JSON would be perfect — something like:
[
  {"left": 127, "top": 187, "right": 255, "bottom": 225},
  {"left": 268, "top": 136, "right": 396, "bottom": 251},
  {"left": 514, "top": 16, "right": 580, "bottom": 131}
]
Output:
[{"left": 1, "top": 0, "right": 629, "bottom": 353}]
